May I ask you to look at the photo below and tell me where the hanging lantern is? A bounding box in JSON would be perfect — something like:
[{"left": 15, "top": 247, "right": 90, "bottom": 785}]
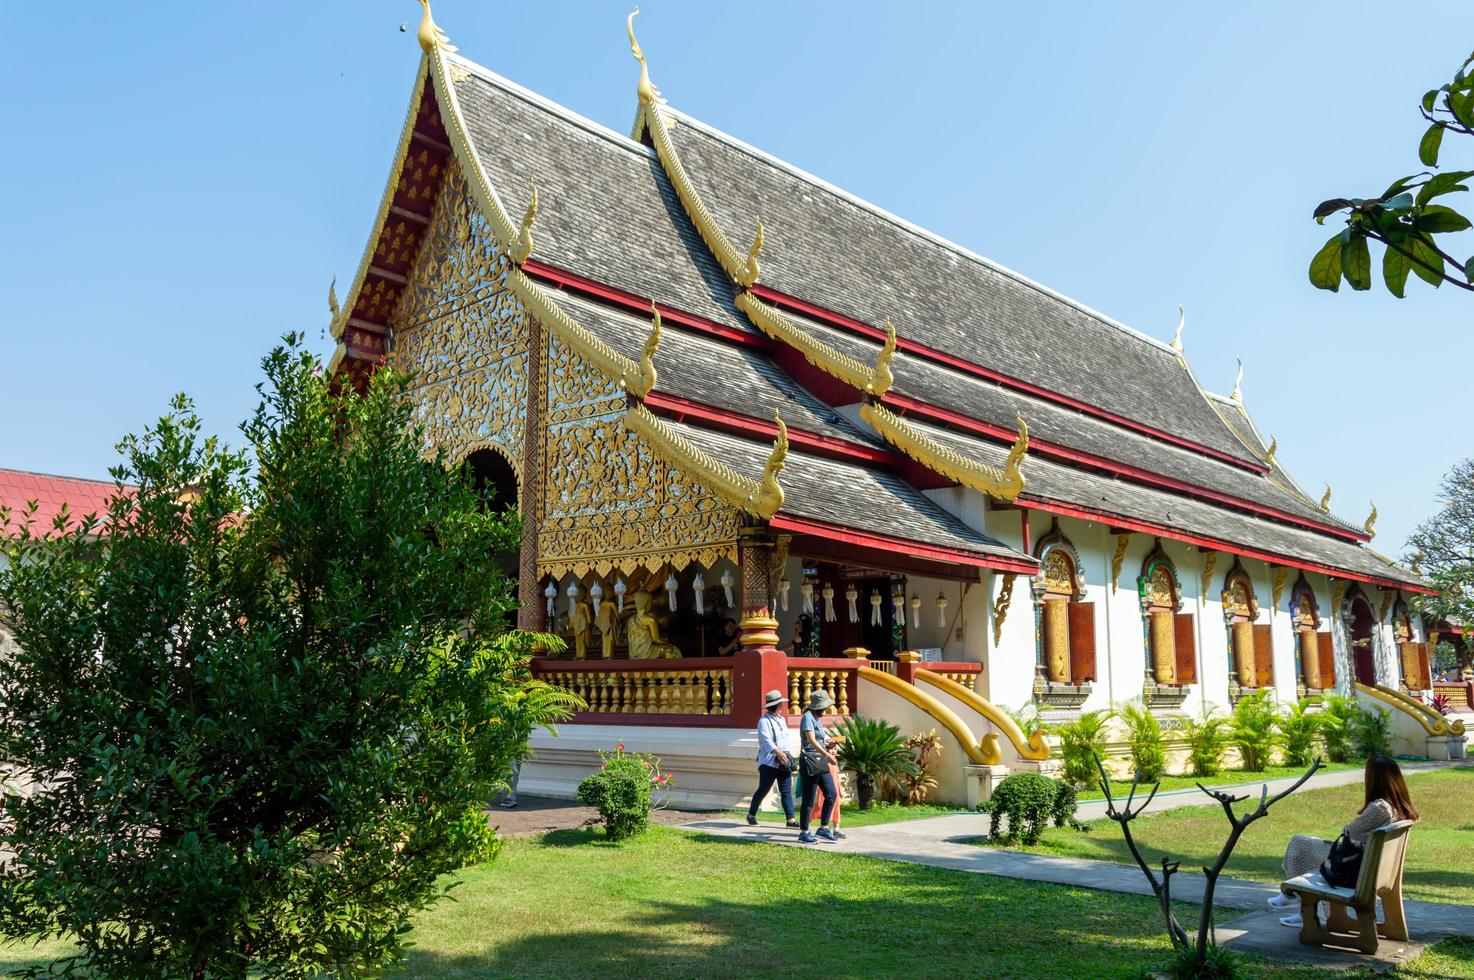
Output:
[
  {"left": 693, "top": 572, "right": 706, "bottom": 616},
  {"left": 870, "top": 591, "right": 883, "bottom": 626},
  {"left": 909, "top": 593, "right": 921, "bottom": 629},
  {"left": 544, "top": 580, "right": 558, "bottom": 620},
  {"left": 614, "top": 578, "right": 627, "bottom": 613},
  {"left": 720, "top": 568, "right": 735, "bottom": 608},
  {"left": 801, "top": 582, "right": 815, "bottom": 615},
  {"left": 665, "top": 571, "right": 679, "bottom": 612},
  {"left": 779, "top": 578, "right": 791, "bottom": 612},
  {"left": 892, "top": 590, "right": 904, "bottom": 621},
  {"left": 936, "top": 591, "right": 948, "bottom": 628},
  {"left": 591, "top": 581, "right": 603, "bottom": 618},
  {"left": 567, "top": 579, "right": 580, "bottom": 616},
  {"left": 846, "top": 584, "right": 859, "bottom": 623},
  {"left": 822, "top": 583, "right": 837, "bottom": 623}
]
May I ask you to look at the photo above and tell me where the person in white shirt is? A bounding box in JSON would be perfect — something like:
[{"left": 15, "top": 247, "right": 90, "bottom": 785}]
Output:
[{"left": 746, "top": 690, "right": 797, "bottom": 827}]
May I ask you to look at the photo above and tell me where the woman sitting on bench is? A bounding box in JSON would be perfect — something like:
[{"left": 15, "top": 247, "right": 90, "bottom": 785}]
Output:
[{"left": 1270, "top": 754, "right": 1419, "bottom": 927}]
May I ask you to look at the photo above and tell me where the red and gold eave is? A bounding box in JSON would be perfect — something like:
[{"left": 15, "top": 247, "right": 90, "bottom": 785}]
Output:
[{"left": 330, "top": 75, "right": 454, "bottom": 391}]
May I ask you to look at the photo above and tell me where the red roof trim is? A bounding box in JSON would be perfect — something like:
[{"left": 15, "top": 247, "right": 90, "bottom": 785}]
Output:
[
  {"left": 883, "top": 394, "right": 1367, "bottom": 544},
  {"left": 1015, "top": 495, "right": 1431, "bottom": 594},
  {"left": 523, "top": 259, "right": 767, "bottom": 349},
  {"left": 770, "top": 513, "right": 1037, "bottom": 575},
  {"left": 641, "top": 392, "right": 900, "bottom": 467},
  {"left": 748, "top": 285, "right": 1267, "bottom": 475}
]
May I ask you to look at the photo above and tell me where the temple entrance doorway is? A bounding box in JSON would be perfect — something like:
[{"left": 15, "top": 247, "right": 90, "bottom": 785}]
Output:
[
  {"left": 1347, "top": 595, "right": 1377, "bottom": 687},
  {"left": 462, "top": 447, "right": 522, "bottom": 585}
]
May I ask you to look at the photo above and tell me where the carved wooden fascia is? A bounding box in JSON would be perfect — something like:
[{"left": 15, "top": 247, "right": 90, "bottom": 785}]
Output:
[
  {"left": 625, "top": 404, "right": 788, "bottom": 519},
  {"left": 858, "top": 402, "right": 1026, "bottom": 502}
]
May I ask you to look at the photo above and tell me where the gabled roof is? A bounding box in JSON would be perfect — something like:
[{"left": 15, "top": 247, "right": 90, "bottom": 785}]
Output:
[{"left": 0, "top": 468, "right": 119, "bottom": 538}]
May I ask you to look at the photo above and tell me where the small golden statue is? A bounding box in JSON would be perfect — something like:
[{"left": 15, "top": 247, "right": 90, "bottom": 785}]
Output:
[
  {"left": 626, "top": 590, "right": 680, "bottom": 660},
  {"left": 595, "top": 600, "right": 618, "bottom": 660},
  {"left": 569, "top": 597, "right": 593, "bottom": 660}
]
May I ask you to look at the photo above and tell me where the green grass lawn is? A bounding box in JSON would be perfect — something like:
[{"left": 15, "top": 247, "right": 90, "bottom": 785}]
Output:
[
  {"left": 3, "top": 824, "right": 1470, "bottom": 978},
  {"left": 1079, "top": 761, "right": 1362, "bottom": 800},
  {"left": 1017, "top": 767, "right": 1474, "bottom": 906},
  {"left": 738, "top": 800, "right": 973, "bottom": 827}
]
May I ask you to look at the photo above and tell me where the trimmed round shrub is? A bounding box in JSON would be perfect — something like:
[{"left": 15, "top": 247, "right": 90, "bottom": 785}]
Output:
[
  {"left": 576, "top": 745, "right": 670, "bottom": 840},
  {"left": 981, "top": 773, "right": 1080, "bottom": 845}
]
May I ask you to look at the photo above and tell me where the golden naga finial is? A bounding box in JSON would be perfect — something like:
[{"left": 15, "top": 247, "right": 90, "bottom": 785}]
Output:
[
  {"left": 741, "top": 217, "right": 763, "bottom": 287},
  {"left": 627, "top": 8, "right": 664, "bottom": 107},
  {"left": 327, "top": 276, "right": 341, "bottom": 325},
  {"left": 1364, "top": 502, "right": 1378, "bottom": 539},
  {"left": 754, "top": 410, "right": 789, "bottom": 515},
  {"left": 511, "top": 180, "right": 538, "bottom": 264},
  {"left": 1171, "top": 305, "right": 1185, "bottom": 352},
  {"left": 1319, "top": 484, "right": 1332, "bottom": 513},
  {"left": 1230, "top": 358, "right": 1244, "bottom": 402},
  {"left": 634, "top": 302, "right": 662, "bottom": 394},
  {"left": 1005, "top": 411, "right": 1030, "bottom": 479},
  {"left": 416, "top": 0, "right": 457, "bottom": 54},
  {"left": 1263, "top": 436, "right": 1277, "bottom": 467},
  {"left": 869, "top": 318, "right": 898, "bottom": 396}
]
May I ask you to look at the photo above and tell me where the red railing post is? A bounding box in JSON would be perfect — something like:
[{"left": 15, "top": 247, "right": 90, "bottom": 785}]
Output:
[
  {"left": 895, "top": 650, "right": 921, "bottom": 685},
  {"left": 731, "top": 648, "right": 789, "bottom": 725}
]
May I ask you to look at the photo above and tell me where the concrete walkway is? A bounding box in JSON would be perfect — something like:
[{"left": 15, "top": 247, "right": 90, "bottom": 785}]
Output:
[{"left": 681, "top": 761, "right": 1473, "bottom": 970}]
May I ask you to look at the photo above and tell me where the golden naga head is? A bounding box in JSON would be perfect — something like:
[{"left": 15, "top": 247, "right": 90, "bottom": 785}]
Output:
[
  {"left": 1364, "top": 502, "right": 1378, "bottom": 539},
  {"left": 738, "top": 217, "right": 763, "bottom": 288},
  {"left": 869, "top": 319, "right": 897, "bottom": 397},
  {"left": 1319, "top": 484, "right": 1332, "bottom": 513},
  {"left": 752, "top": 410, "right": 788, "bottom": 517},
  {"left": 416, "top": 0, "right": 457, "bottom": 55},
  {"left": 627, "top": 9, "right": 664, "bottom": 107},
  {"left": 510, "top": 180, "right": 538, "bottom": 265},
  {"left": 1263, "top": 436, "right": 1277, "bottom": 467},
  {"left": 633, "top": 302, "right": 662, "bottom": 396}
]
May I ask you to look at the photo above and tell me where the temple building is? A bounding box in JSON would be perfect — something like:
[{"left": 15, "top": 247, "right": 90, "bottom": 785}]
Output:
[{"left": 327, "top": 7, "right": 1463, "bottom": 802}]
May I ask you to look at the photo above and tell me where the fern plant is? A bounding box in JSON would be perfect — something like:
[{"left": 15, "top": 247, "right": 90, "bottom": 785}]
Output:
[
  {"left": 1117, "top": 702, "right": 1167, "bottom": 782},
  {"left": 1352, "top": 706, "right": 1393, "bottom": 758},
  {"left": 1181, "top": 707, "right": 1231, "bottom": 777},
  {"left": 1279, "top": 699, "right": 1324, "bottom": 767},
  {"left": 1051, "top": 709, "right": 1115, "bottom": 788},
  {"left": 1229, "top": 690, "right": 1282, "bottom": 772}
]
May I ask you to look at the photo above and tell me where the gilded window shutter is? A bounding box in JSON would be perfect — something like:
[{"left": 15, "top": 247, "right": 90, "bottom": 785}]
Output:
[
  {"left": 1317, "top": 631, "right": 1336, "bottom": 688},
  {"left": 1253, "top": 624, "right": 1274, "bottom": 688},
  {"left": 1068, "top": 602, "right": 1096, "bottom": 683},
  {"left": 1417, "top": 642, "right": 1432, "bottom": 690},
  {"left": 1173, "top": 613, "right": 1197, "bottom": 685}
]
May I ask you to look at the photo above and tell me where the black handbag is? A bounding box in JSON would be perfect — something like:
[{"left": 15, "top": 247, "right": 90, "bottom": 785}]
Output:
[
  {"left": 801, "top": 743, "right": 829, "bottom": 777},
  {"left": 1320, "top": 832, "right": 1364, "bottom": 889}
]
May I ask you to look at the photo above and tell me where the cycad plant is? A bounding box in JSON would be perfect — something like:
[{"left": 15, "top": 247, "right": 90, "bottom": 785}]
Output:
[
  {"left": 1052, "top": 709, "right": 1115, "bottom": 788},
  {"left": 1280, "top": 698, "right": 1325, "bottom": 767},
  {"left": 1230, "top": 690, "right": 1282, "bottom": 772},
  {"left": 834, "top": 716, "right": 920, "bottom": 810},
  {"left": 1352, "top": 706, "right": 1393, "bottom": 758},
  {"left": 1118, "top": 702, "right": 1167, "bottom": 782},
  {"left": 1181, "top": 707, "right": 1231, "bottom": 777},
  {"left": 1320, "top": 694, "right": 1358, "bottom": 762}
]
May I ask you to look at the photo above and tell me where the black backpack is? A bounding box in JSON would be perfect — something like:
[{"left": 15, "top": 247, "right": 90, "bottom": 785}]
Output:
[{"left": 1320, "top": 832, "right": 1364, "bottom": 889}]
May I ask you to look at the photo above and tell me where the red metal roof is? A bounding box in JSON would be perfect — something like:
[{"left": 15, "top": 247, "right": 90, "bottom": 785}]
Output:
[{"left": 0, "top": 467, "right": 122, "bottom": 538}]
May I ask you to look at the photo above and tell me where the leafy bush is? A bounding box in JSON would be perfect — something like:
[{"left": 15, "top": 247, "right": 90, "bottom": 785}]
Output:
[
  {"left": 1352, "top": 706, "right": 1393, "bottom": 758},
  {"left": 1430, "top": 692, "right": 1453, "bottom": 716},
  {"left": 1003, "top": 703, "right": 1046, "bottom": 741},
  {"left": 0, "top": 341, "right": 579, "bottom": 978},
  {"left": 1320, "top": 695, "right": 1359, "bottom": 762},
  {"left": 1279, "top": 699, "right": 1324, "bottom": 767},
  {"left": 981, "top": 773, "right": 1079, "bottom": 845},
  {"left": 576, "top": 744, "right": 672, "bottom": 841},
  {"left": 1181, "top": 707, "right": 1231, "bottom": 777},
  {"left": 1052, "top": 709, "right": 1115, "bottom": 788},
  {"left": 1230, "top": 690, "right": 1282, "bottom": 772},
  {"left": 835, "top": 716, "right": 919, "bottom": 810},
  {"left": 1118, "top": 702, "right": 1167, "bottom": 782},
  {"left": 891, "top": 729, "right": 942, "bottom": 804},
  {"left": 1165, "top": 937, "right": 1249, "bottom": 979}
]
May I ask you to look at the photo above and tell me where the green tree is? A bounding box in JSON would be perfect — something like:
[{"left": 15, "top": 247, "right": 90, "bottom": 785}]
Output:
[
  {"left": 0, "top": 339, "right": 576, "bottom": 978},
  {"left": 1311, "top": 51, "right": 1474, "bottom": 296},
  {"left": 1407, "top": 457, "right": 1474, "bottom": 675}
]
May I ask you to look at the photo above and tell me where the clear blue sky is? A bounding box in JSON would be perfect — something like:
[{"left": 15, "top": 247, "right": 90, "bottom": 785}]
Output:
[{"left": 2, "top": 1, "right": 1470, "bottom": 555}]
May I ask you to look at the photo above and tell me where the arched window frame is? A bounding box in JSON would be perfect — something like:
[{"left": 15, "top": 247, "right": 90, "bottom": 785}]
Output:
[
  {"left": 1135, "top": 539, "right": 1191, "bottom": 700},
  {"left": 1030, "top": 524, "right": 1093, "bottom": 704},
  {"left": 1288, "top": 574, "right": 1331, "bottom": 692},
  {"left": 1219, "top": 558, "right": 1266, "bottom": 693}
]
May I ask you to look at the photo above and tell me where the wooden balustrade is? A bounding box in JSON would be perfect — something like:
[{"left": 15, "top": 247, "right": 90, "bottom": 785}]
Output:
[
  {"left": 1434, "top": 680, "right": 1473, "bottom": 712},
  {"left": 532, "top": 658, "right": 733, "bottom": 723},
  {"left": 785, "top": 658, "right": 859, "bottom": 717},
  {"left": 868, "top": 660, "right": 898, "bottom": 676},
  {"left": 917, "top": 661, "right": 982, "bottom": 692}
]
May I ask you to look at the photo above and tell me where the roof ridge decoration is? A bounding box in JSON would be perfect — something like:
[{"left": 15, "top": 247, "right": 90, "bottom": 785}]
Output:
[
  {"left": 625, "top": 404, "right": 789, "bottom": 519},
  {"left": 416, "top": 0, "right": 457, "bottom": 55},
  {"left": 861, "top": 403, "right": 1028, "bottom": 501},
  {"left": 1364, "top": 502, "right": 1377, "bottom": 540},
  {"left": 735, "top": 292, "right": 896, "bottom": 396},
  {"left": 1171, "top": 306, "right": 1185, "bottom": 353}
]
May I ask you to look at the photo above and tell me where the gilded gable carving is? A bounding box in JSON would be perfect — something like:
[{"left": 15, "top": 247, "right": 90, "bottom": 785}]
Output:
[
  {"left": 390, "top": 163, "right": 528, "bottom": 470},
  {"left": 539, "top": 337, "right": 738, "bottom": 578}
]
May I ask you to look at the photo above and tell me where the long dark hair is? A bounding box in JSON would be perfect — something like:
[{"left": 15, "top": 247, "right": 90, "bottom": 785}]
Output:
[{"left": 1365, "top": 754, "right": 1419, "bottom": 822}]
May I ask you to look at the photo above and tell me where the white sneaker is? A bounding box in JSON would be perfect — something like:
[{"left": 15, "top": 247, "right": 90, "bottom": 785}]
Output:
[
  {"left": 1267, "top": 892, "right": 1295, "bottom": 910},
  {"left": 1279, "top": 913, "right": 1303, "bottom": 928}
]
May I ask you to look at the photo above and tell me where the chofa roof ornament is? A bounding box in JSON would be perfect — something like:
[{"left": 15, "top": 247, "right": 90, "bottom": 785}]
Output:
[{"left": 416, "top": 0, "right": 457, "bottom": 54}]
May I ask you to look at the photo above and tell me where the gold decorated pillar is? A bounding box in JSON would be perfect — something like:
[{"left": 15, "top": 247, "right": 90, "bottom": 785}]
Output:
[
  {"left": 1299, "top": 628, "right": 1321, "bottom": 689},
  {"left": 1232, "top": 621, "right": 1256, "bottom": 687},
  {"left": 1150, "top": 610, "right": 1177, "bottom": 685},
  {"left": 517, "top": 316, "right": 545, "bottom": 631},
  {"left": 1042, "top": 597, "right": 1070, "bottom": 683},
  {"left": 737, "top": 526, "right": 780, "bottom": 651}
]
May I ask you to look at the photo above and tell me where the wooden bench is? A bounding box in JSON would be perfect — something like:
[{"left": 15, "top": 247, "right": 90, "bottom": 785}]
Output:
[{"left": 1280, "top": 820, "right": 1414, "bottom": 954}]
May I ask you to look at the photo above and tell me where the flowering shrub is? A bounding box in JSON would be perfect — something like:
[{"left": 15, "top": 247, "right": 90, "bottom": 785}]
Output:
[{"left": 576, "top": 743, "right": 674, "bottom": 841}]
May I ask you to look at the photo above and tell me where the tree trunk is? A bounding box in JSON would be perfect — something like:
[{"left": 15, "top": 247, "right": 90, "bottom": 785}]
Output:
[{"left": 857, "top": 774, "right": 875, "bottom": 810}]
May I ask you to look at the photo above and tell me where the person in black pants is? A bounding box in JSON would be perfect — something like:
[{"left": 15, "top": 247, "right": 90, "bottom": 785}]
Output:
[
  {"left": 746, "top": 690, "right": 797, "bottom": 827},
  {"left": 797, "top": 689, "right": 840, "bottom": 843}
]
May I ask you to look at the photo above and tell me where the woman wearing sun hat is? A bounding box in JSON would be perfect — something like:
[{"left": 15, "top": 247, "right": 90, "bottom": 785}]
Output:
[
  {"left": 746, "top": 689, "right": 798, "bottom": 827},
  {"left": 797, "top": 689, "right": 841, "bottom": 843}
]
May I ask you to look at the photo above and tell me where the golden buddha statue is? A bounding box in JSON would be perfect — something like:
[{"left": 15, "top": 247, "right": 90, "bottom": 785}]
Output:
[
  {"left": 569, "top": 598, "right": 593, "bottom": 660},
  {"left": 626, "top": 590, "right": 680, "bottom": 660},
  {"left": 595, "top": 600, "right": 618, "bottom": 659}
]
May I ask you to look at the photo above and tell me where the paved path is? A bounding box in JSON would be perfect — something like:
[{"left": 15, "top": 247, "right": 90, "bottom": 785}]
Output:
[{"left": 681, "top": 761, "right": 1474, "bottom": 969}]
